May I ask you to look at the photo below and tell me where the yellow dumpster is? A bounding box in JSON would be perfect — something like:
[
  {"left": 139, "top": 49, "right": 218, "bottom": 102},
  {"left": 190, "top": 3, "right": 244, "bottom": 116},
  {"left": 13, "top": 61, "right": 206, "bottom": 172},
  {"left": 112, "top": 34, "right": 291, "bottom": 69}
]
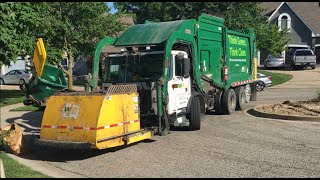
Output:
[{"left": 36, "top": 84, "right": 153, "bottom": 149}]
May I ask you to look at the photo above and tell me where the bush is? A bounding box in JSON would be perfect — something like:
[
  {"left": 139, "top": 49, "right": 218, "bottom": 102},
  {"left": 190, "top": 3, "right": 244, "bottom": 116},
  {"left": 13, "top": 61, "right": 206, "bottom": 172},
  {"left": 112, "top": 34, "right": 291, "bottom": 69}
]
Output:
[{"left": 0, "top": 130, "right": 9, "bottom": 151}]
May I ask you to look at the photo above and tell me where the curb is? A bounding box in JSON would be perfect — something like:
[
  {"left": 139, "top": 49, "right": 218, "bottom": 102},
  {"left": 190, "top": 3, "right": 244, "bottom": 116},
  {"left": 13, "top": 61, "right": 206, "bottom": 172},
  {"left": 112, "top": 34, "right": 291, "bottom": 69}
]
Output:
[
  {"left": 247, "top": 105, "right": 320, "bottom": 122},
  {"left": 0, "top": 159, "right": 5, "bottom": 178}
]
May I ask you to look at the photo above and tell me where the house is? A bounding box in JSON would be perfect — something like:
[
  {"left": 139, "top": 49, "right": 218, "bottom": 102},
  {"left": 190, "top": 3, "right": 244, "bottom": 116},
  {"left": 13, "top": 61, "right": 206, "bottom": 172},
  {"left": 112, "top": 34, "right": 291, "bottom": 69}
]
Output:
[{"left": 259, "top": 2, "right": 320, "bottom": 65}]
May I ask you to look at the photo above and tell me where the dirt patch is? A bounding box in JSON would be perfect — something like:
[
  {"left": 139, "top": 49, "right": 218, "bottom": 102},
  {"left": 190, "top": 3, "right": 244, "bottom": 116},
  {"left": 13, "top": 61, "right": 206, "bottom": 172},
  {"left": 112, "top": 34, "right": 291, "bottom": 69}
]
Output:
[{"left": 256, "top": 100, "right": 320, "bottom": 117}]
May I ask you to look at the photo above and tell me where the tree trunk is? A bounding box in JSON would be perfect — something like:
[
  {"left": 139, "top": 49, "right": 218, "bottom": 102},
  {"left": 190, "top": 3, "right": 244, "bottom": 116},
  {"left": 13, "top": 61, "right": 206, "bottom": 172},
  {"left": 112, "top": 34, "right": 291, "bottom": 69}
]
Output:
[{"left": 67, "top": 52, "right": 74, "bottom": 90}]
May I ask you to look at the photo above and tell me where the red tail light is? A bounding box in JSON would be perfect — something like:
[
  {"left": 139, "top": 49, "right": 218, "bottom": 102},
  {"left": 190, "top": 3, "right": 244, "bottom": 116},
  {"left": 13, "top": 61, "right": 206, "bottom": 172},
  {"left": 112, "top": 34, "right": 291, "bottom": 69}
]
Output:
[
  {"left": 172, "top": 84, "right": 178, "bottom": 89},
  {"left": 223, "top": 66, "right": 228, "bottom": 81},
  {"left": 268, "top": 76, "right": 272, "bottom": 80}
]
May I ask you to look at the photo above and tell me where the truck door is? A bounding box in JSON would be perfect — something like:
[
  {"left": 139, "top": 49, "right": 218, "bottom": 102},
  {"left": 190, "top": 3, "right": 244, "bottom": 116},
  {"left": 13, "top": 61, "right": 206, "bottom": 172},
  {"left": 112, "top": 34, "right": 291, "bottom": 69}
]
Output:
[
  {"left": 200, "top": 47, "right": 223, "bottom": 84},
  {"left": 167, "top": 50, "right": 191, "bottom": 115}
]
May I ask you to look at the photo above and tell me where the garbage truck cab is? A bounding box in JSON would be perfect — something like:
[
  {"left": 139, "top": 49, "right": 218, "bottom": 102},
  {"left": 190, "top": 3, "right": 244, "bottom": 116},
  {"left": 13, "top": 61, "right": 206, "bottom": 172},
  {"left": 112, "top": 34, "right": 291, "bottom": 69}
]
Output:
[{"left": 102, "top": 49, "right": 194, "bottom": 130}]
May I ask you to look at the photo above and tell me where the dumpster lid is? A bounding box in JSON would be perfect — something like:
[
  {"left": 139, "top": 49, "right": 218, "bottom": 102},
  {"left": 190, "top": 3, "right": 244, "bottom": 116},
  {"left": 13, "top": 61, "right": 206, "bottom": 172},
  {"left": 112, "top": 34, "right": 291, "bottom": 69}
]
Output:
[
  {"left": 32, "top": 38, "right": 47, "bottom": 77},
  {"left": 114, "top": 20, "right": 188, "bottom": 46}
]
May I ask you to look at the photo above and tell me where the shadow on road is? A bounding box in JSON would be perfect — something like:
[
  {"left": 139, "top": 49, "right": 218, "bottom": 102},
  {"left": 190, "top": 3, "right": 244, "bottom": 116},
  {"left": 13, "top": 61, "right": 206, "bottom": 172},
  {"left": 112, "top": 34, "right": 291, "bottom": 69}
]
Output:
[
  {"left": 5, "top": 111, "right": 44, "bottom": 134},
  {"left": 5, "top": 110, "right": 157, "bottom": 162},
  {"left": 18, "top": 138, "right": 156, "bottom": 162}
]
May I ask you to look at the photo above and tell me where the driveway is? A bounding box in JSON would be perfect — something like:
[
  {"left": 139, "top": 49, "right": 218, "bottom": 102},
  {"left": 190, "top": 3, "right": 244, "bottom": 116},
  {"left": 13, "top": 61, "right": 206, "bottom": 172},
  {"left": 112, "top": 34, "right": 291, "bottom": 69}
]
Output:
[
  {"left": 256, "top": 66, "right": 320, "bottom": 104},
  {"left": 1, "top": 68, "right": 320, "bottom": 178},
  {"left": 265, "top": 66, "right": 320, "bottom": 89}
]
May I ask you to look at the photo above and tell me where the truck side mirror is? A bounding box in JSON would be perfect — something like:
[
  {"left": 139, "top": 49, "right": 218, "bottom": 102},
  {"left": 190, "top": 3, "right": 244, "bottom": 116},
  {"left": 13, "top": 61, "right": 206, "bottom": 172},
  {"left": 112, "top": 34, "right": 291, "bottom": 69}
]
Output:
[
  {"left": 183, "top": 58, "right": 190, "bottom": 78},
  {"left": 175, "top": 53, "right": 190, "bottom": 78}
]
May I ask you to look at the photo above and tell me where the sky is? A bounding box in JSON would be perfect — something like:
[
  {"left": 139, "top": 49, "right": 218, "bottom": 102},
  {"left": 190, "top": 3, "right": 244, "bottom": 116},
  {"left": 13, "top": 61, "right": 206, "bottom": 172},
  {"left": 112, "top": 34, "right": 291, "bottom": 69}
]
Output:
[{"left": 107, "top": 2, "right": 117, "bottom": 14}]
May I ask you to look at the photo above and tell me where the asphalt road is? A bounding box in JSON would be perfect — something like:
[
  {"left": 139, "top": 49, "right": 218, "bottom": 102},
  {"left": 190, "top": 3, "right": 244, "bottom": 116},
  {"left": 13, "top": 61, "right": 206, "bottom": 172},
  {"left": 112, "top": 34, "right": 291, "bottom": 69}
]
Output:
[{"left": 1, "top": 67, "right": 320, "bottom": 178}]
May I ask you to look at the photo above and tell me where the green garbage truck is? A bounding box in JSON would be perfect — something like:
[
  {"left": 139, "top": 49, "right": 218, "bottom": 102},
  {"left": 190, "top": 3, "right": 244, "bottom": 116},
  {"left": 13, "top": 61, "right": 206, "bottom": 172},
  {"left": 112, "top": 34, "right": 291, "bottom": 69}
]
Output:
[{"left": 84, "top": 13, "right": 258, "bottom": 133}]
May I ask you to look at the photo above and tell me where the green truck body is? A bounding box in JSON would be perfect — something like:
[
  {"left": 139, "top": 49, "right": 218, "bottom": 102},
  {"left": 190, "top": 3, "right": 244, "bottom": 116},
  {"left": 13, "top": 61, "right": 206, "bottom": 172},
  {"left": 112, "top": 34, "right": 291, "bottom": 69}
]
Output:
[{"left": 90, "top": 13, "right": 256, "bottom": 90}]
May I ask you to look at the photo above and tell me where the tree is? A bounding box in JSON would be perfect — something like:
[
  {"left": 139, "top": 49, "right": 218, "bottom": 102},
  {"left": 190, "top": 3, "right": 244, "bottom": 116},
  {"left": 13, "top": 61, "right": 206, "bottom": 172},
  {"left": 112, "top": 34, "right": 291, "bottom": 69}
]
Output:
[
  {"left": 114, "top": 2, "right": 289, "bottom": 55},
  {"left": 31, "top": 2, "right": 125, "bottom": 90},
  {"left": 0, "top": 3, "right": 41, "bottom": 67}
]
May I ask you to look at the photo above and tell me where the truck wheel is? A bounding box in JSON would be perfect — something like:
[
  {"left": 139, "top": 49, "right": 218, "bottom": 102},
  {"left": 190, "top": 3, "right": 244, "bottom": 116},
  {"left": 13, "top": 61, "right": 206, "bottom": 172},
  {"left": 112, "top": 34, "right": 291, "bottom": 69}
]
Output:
[
  {"left": 245, "top": 84, "right": 251, "bottom": 103},
  {"left": 189, "top": 97, "right": 201, "bottom": 131},
  {"left": 311, "top": 65, "right": 316, "bottom": 69},
  {"left": 250, "top": 83, "right": 258, "bottom": 101},
  {"left": 235, "top": 86, "right": 245, "bottom": 111},
  {"left": 222, "top": 89, "right": 236, "bottom": 115},
  {"left": 214, "top": 92, "right": 223, "bottom": 114},
  {"left": 0, "top": 78, "right": 4, "bottom": 85}
]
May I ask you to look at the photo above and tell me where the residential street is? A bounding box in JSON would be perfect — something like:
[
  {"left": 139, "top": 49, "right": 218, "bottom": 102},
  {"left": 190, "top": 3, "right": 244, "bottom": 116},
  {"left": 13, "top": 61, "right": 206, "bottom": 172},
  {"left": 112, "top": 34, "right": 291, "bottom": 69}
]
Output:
[
  {"left": 1, "top": 67, "right": 320, "bottom": 178},
  {"left": 1, "top": 1, "right": 320, "bottom": 178}
]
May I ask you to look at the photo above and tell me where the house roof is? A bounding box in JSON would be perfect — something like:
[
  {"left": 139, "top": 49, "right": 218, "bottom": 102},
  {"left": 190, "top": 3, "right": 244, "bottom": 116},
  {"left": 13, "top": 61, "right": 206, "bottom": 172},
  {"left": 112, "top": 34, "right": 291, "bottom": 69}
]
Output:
[
  {"left": 260, "top": 2, "right": 282, "bottom": 16},
  {"left": 260, "top": 2, "right": 320, "bottom": 35}
]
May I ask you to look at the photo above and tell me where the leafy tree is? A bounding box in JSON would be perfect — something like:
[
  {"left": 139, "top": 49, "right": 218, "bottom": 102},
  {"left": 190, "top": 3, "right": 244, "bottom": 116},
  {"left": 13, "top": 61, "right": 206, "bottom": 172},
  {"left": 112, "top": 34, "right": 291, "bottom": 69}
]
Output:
[
  {"left": 1, "top": 2, "right": 125, "bottom": 90},
  {"left": 31, "top": 2, "right": 125, "bottom": 90},
  {"left": 0, "top": 3, "right": 41, "bottom": 67},
  {"left": 114, "top": 2, "right": 289, "bottom": 55}
]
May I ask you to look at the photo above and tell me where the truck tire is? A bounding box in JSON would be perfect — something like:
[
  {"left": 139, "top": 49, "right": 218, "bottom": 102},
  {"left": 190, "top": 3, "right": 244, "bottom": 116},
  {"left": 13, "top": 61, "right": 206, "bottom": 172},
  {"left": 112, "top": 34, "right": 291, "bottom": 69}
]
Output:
[
  {"left": 250, "top": 82, "right": 258, "bottom": 101},
  {"left": 235, "top": 86, "right": 245, "bottom": 110},
  {"left": 311, "top": 65, "right": 316, "bottom": 69},
  {"left": 189, "top": 97, "right": 201, "bottom": 131},
  {"left": 245, "top": 84, "right": 251, "bottom": 103},
  {"left": 214, "top": 91, "right": 223, "bottom": 114},
  {"left": 222, "top": 89, "right": 236, "bottom": 115}
]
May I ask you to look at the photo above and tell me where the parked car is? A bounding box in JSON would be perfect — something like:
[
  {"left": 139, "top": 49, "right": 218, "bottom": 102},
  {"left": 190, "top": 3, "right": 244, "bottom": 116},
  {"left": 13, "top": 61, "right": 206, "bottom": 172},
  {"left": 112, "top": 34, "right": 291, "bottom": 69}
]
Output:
[
  {"left": 0, "top": 69, "right": 32, "bottom": 90},
  {"left": 291, "top": 49, "right": 316, "bottom": 70},
  {"left": 264, "top": 54, "right": 285, "bottom": 69},
  {"left": 256, "top": 73, "right": 272, "bottom": 92}
]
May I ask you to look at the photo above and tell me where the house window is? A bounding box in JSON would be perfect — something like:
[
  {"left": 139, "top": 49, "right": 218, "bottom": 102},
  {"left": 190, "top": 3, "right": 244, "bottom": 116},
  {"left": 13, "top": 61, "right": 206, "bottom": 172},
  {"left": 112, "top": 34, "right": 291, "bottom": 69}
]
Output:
[{"left": 278, "top": 13, "right": 291, "bottom": 32}]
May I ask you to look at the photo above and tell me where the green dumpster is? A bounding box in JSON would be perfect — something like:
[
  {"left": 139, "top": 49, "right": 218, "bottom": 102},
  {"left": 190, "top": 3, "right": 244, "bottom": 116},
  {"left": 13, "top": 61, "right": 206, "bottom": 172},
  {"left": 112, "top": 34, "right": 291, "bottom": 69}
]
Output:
[{"left": 24, "top": 64, "right": 67, "bottom": 107}]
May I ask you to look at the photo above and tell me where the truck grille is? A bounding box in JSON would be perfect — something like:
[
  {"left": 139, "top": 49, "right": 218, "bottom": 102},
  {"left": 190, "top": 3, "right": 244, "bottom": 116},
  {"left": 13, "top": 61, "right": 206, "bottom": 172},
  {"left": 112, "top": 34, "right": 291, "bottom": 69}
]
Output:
[{"left": 106, "top": 84, "right": 137, "bottom": 95}]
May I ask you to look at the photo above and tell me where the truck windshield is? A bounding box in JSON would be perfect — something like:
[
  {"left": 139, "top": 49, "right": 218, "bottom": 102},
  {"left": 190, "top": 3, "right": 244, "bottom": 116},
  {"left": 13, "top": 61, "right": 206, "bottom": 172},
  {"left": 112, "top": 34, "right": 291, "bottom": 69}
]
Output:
[
  {"left": 105, "top": 52, "right": 164, "bottom": 82},
  {"left": 295, "top": 50, "right": 313, "bottom": 56}
]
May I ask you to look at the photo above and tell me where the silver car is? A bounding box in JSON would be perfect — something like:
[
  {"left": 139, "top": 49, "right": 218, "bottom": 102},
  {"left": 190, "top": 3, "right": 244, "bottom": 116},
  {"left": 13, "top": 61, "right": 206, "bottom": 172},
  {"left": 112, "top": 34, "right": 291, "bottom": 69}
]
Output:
[
  {"left": 264, "top": 54, "right": 285, "bottom": 69},
  {"left": 0, "top": 69, "right": 32, "bottom": 90},
  {"left": 256, "top": 73, "right": 272, "bottom": 92}
]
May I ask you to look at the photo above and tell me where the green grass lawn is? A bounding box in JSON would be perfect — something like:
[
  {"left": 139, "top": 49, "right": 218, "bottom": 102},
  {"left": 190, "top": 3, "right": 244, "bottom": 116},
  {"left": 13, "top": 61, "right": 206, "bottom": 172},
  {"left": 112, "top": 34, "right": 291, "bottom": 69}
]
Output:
[
  {"left": 0, "top": 152, "right": 51, "bottom": 178},
  {"left": 10, "top": 106, "right": 40, "bottom": 112},
  {"left": 0, "top": 90, "right": 26, "bottom": 108},
  {"left": 258, "top": 70, "right": 293, "bottom": 86}
]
